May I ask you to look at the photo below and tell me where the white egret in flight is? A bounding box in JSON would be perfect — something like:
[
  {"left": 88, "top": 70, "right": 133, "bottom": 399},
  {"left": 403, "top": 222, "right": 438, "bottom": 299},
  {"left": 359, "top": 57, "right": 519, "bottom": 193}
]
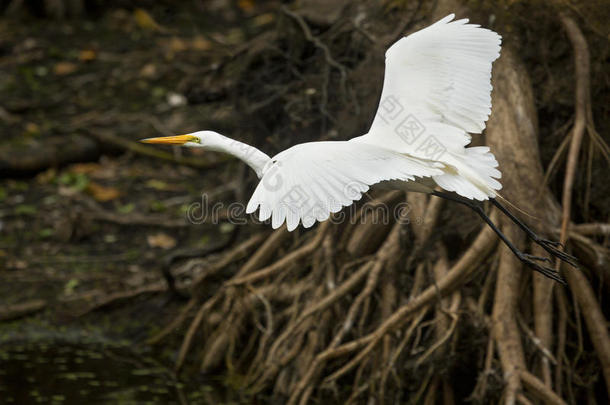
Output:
[{"left": 141, "top": 14, "right": 576, "bottom": 283}]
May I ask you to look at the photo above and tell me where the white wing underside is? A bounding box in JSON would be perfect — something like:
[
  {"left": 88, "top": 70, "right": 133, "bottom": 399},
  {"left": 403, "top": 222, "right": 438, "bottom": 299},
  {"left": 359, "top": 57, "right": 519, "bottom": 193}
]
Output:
[
  {"left": 246, "top": 141, "right": 444, "bottom": 231},
  {"left": 247, "top": 14, "right": 504, "bottom": 230}
]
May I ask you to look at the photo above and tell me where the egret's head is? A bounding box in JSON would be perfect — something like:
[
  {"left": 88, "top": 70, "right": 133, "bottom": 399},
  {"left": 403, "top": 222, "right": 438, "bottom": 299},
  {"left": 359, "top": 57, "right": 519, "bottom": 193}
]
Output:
[{"left": 140, "top": 131, "right": 211, "bottom": 147}]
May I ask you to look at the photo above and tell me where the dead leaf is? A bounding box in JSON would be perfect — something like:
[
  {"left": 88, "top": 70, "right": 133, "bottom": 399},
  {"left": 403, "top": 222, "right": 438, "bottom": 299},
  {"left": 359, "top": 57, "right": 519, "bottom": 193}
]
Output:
[
  {"left": 251, "top": 13, "right": 275, "bottom": 27},
  {"left": 36, "top": 167, "right": 57, "bottom": 184},
  {"left": 134, "top": 8, "right": 166, "bottom": 32},
  {"left": 24, "top": 122, "right": 40, "bottom": 135},
  {"left": 192, "top": 35, "right": 212, "bottom": 51},
  {"left": 238, "top": 0, "right": 255, "bottom": 13},
  {"left": 75, "top": 159, "right": 118, "bottom": 180},
  {"left": 140, "top": 63, "right": 157, "bottom": 78},
  {"left": 86, "top": 182, "right": 121, "bottom": 202},
  {"left": 169, "top": 37, "right": 188, "bottom": 52},
  {"left": 7, "top": 259, "right": 27, "bottom": 270},
  {"left": 145, "top": 179, "right": 169, "bottom": 190},
  {"left": 147, "top": 233, "right": 176, "bottom": 249},
  {"left": 70, "top": 163, "right": 102, "bottom": 174},
  {"left": 226, "top": 28, "right": 245, "bottom": 45},
  {"left": 79, "top": 49, "right": 96, "bottom": 62},
  {"left": 54, "top": 62, "right": 77, "bottom": 76},
  {"left": 58, "top": 185, "right": 78, "bottom": 197}
]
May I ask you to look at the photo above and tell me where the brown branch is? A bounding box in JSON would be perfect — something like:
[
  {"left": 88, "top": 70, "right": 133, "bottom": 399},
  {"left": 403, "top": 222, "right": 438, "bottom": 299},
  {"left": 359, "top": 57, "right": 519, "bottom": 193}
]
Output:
[
  {"left": 532, "top": 245, "right": 555, "bottom": 387},
  {"left": 0, "top": 299, "right": 47, "bottom": 321},
  {"left": 317, "top": 218, "right": 497, "bottom": 388},
  {"left": 288, "top": 222, "right": 403, "bottom": 405},
  {"left": 520, "top": 370, "right": 567, "bottom": 405},
  {"left": 77, "top": 194, "right": 197, "bottom": 228},
  {"left": 235, "top": 226, "right": 291, "bottom": 277},
  {"left": 557, "top": 13, "right": 590, "bottom": 248},
  {"left": 228, "top": 222, "right": 329, "bottom": 285},
  {"left": 147, "top": 298, "right": 197, "bottom": 345},
  {"left": 72, "top": 282, "right": 169, "bottom": 317},
  {"left": 564, "top": 266, "right": 610, "bottom": 398},
  {"left": 175, "top": 300, "right": 208, "bottom": 371},
  {"left": 558, "top": 13, "right": 610, "bottom": 398},
  {"left": 192, "top": 232, "right": 268, "bottom": 291},
  {"left": 492, "top": 224, "right": 526, "bottom": 405},
  {"left": 571, "top": 222, "right": 610, "bottom": 236}
]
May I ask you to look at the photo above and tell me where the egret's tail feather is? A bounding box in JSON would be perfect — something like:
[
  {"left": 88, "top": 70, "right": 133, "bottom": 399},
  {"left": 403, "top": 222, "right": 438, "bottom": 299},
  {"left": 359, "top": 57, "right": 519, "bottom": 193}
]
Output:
[{"left": 433, "top": 146, "right": 502, "bottom": 200}]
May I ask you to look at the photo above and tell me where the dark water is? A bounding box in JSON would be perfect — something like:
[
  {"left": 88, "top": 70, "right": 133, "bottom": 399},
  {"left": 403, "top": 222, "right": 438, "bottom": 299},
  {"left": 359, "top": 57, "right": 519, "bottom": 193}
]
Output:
[{"left": 0, "top": 341, "right": 213, "bottom": 404}]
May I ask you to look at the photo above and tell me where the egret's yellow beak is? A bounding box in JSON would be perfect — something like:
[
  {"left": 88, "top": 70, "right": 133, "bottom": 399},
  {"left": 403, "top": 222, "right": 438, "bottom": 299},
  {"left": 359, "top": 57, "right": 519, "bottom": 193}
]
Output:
[{"left": 139, "top": 134, "right": 199, "bottom": 145}]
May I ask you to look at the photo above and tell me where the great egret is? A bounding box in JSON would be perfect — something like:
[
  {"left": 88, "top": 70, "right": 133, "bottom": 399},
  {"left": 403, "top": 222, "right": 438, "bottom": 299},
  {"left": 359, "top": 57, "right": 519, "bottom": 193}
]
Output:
[{"left": 141, "top": 14, "right": 576, "bottom": 282}]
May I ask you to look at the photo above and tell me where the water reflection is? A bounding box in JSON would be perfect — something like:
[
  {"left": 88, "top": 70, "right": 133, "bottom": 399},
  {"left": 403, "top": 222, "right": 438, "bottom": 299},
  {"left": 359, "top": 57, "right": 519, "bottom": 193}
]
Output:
[{"left": 0, "top": 341, "right": 214, "bottom": 404}]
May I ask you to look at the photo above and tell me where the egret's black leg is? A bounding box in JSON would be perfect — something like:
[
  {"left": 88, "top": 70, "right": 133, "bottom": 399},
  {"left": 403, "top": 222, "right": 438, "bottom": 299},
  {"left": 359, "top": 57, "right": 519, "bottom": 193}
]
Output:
[
  {"left": 488, "top": 199, "right": 578, "bottom": 267},
  {"left": 431, "top": 191, "right": 566, "bottom": 285}
]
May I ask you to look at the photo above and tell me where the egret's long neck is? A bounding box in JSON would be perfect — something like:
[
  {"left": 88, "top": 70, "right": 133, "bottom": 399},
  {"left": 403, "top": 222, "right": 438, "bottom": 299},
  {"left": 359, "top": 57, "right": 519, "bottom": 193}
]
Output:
[{"left": 202, "top": 133, "right": 271, "bottom": 178}]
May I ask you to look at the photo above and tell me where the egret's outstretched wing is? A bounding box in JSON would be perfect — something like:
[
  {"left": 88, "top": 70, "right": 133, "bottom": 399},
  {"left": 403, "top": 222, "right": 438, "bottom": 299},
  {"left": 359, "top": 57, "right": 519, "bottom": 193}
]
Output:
[
  {"left": 245, "top": 141, "right": 444, "bottom": 231},
  {"left": 360, "top": 14, "right": 501, "bottom": 155}
]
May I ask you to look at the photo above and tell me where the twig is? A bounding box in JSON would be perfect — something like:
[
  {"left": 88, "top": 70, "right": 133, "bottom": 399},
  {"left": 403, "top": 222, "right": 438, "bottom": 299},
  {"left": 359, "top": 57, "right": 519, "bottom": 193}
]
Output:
[
  {"left": 471, "top": 336, "right": 496, "bottom": 400},
  {"left": 310, "top": 219, "right": 497, "bottom": 391},
  {"left": 516, "top": 393, "right": 534, "bottom": 405},
  {"left": 147, "top": 298, "right": 197, "bottom": 345},
  {"left": 0, "top": 299, "right": 47, "bottom": 322},
  {"left": 281, "top": 6, "right": 348, "bottom": 79},
  {"left": 415, "top": 293, "right": 460, "bottom": 367},
  {"left": 564, "top": 265, "right": 610, "bottom": 398},
  {"left": 571, "top": 222, "right": 610, "bottom": 236},
  {"left": 247, "top": 284, "right": 274, "bottom": 335},
  {"left": 187, "top": 232, "right": 268, "bottom": 290},
  {"left": 79, "top": 196, "right": 196, "bottom": 228},
  {"left": 532, "top": 244, "right": 555, "bottom": 387},
  {"left": 175, "top": 301, "right": 208, "bottom": 371},
  {"left": 559, "top": 13, "right": 610, "bottom": 398},
  {"left": 73, "top": 282, "right": 168, "bottom": 317},
  {"left": 235, "top": 226, "right": 291, "bottom": 277},
  {"left": 557, "top": 13, "right": 590, "bottom": 250},
  {"left": 281, "top": 6, "right": 349, "bottom": 97},
  {"left": 520, "top": 370, "right": 567, "bottom": 405},
  {"left": 286, "top": 223, "right": 403, "bottom": 405},
  {"left": 517, "top": 311, "right": 557, "bottom": 366},
  {"left": 228, "top": 222, "right": 329, "bottom": 285},
  {"left": 492, "top": 223, "right": 526, "bottom": 405}
]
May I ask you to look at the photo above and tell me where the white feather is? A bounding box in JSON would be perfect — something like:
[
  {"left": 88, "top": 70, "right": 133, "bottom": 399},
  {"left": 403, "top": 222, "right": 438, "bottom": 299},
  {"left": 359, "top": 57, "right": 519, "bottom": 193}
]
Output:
[
  {"left": 246, "top": 141, "right": 444, "bottom": 230},
  {"left": 353, "top": 14, "right": 502, "bottom": 200},
  {"left": 179, "top": 15, "right": 505, "bottom": 231}
]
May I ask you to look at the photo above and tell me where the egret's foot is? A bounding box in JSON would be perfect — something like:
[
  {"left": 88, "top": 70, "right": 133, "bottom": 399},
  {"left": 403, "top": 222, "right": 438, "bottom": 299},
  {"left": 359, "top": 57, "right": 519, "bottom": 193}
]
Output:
[
  {"left": 517, "top": 253, "right": 566, "bottom": 285},
  {"left": 534, "top": 238, "right": 578, "bottom": 267},
  {"left": 432, "top": 193, "right": 573, "bottom": 285},
  {"left": 540, "top": 239, "right": 563, "bottom": 248},
  {"left": 487, "top": 198, "right": 578, "bottom": 268},
  {"left": 522, "top": 254, "right": 552, "bottom": 264}
]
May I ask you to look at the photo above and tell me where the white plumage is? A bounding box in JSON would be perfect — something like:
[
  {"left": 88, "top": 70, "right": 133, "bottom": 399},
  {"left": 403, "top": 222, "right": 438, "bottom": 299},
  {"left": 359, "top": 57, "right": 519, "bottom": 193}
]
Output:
[
  {"left": 246, "top": 141, "right": 445, "bottom": 230},
  {"left": 142, "top": 14, "right": 504, "bottom": 232},
  {"left": 142, "top": 14, "right": 580, "bottom": 283},
  {"left": 354, "top": 13, "right": 502, "bottom": 201}
]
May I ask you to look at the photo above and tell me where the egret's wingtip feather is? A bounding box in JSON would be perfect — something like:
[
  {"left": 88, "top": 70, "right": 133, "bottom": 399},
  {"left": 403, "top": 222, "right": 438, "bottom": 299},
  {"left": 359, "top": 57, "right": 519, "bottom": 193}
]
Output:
[{"left": 440, "top": 13, "right": 455, "bottom": 23}]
